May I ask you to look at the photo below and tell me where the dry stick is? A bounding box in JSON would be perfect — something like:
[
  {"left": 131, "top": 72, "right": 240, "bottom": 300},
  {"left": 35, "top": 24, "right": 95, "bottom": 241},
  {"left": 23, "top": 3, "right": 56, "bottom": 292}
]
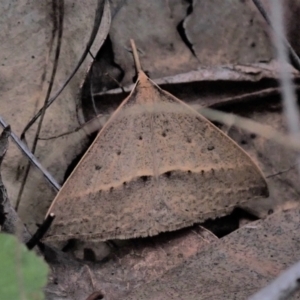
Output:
[
  {"left": 252, "top": 0, "right": 300, "bottom": 176},
  {"left": 266, "top": 162, "right": 299, "bottom": 178},
  {"left": 26, "top": 213, "right": 55, "bottom": 250},
  {"left": 105, "top": 72, "right": 126, "bottom": 93},
  {"left": 0, "top": 117, "right": 60, "bottom": 191},
  {"left": 252, "top": 0, "right": 300, "bottom": 72},
  {"left": 20, "top": 0, "right": 106, "bottom": 138},
  {"left": 90, "top": 71, "right": 127, "bottom": 117},
  {"left": 38, "top": 125, "right": 85, "bottom": 140},
  {"left": 90, "top": 66, "right": 100, "bottom": 116},
  {"left": 88, "top": 49, "right": 95, "bottom": 60},
  {"left": 0, "top": 127, "right": 54, "bottom": 251},
  {"left": 199, "top": 107, "right": 300, "bottom": 152},
  {"left": 15, "top": 0, "right": 64, "bottom": 210},
  {"left": 130, "top": 39, "right": 142, "bottom": 73},
  {"left": 210, "top": 86, "right": 300, "bottom": 110},
  {"left": 249, "top": 1, "right": 300, "bottom": 298},
  {"left": 268, "top": 0, "right": 300, "bottom": 136}
]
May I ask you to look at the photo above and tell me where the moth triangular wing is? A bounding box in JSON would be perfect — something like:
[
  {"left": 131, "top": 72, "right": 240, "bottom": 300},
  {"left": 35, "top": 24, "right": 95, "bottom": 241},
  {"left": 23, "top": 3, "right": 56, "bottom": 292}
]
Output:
[{"left": 44, "top": 72, "right": 268, "bottom": 243}]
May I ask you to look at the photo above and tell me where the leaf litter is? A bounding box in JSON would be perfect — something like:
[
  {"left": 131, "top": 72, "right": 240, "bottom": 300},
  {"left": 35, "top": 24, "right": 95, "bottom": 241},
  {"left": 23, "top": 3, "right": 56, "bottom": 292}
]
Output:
[
  {"left": 0, "top": 0, "right": 111, "bottom": 233},
  {"left": 124, "top": 208, "right": 300, "bottom": 300},
  {"left": 183, "top": 0, "right": 272, "bottom": 64},
  {"left": 44, "top": 225, "right": 217, "bottom": 300},
  {"left": 1, "top": 1, "right": 300, "bottom": 299}
]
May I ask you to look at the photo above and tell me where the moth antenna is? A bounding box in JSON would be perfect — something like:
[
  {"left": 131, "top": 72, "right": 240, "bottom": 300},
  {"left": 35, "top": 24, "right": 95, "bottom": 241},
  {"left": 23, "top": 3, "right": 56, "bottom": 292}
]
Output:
[{"left": 130, "top": 39, "right": 142, "bottom": 73}]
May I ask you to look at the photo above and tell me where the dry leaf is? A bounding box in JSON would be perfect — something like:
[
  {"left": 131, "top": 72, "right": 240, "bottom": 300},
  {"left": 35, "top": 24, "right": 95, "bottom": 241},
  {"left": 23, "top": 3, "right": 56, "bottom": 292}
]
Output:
[
  {"left": 0, "top": 0, "right": 111, "bottom": 232},
  {"left": 183, "top": 0, "right": 272, "bottom": 64},
  {"left": 45, "top": 226, "right": 217, "bottom": 300},
  {"left": 124, "top": 209, "right": 300, "bottom": 299},
  {"left": 109, "top": 0, "right": 198, "bottom": 85}
]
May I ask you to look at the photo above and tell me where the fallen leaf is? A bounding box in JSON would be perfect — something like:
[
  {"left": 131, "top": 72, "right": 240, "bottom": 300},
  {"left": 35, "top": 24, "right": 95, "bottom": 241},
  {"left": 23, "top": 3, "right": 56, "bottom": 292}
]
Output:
[
  {"left": 0, "top": 0, "right": 111, "bottom": 232},
  {"left": 44, "top": 225, "right": 217, "bottom": 300},
  {"left": 124, "top": 209, "right": 300, "bottom": 299},
  {"left": 109, "top": 0, "right": 198, "bottom": 85},
  {"left": 183, "top": 0, "right": 272, "bottom": 64}
]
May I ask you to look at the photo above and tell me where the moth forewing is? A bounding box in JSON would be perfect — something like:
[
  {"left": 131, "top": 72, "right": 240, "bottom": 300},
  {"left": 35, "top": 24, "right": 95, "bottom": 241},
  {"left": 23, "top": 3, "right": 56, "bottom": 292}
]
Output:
[{"left": 43, "top": 42, "right": 268, "bottom": 244}]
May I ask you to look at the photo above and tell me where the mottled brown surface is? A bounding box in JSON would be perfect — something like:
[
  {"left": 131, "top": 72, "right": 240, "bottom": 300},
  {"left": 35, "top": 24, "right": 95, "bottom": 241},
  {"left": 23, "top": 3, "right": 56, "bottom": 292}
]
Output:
[
  {"left": 45, "top": 226, "right": 217, "bottom": 300},
  {"left": 184, "top": 0, "right": 272, "bottom": 65},
  {"left": 125, "top": 209, "right": 300, "bottom": 300},
  {"left": 44, "top": 71, "right": 268, "bottom": 243}
]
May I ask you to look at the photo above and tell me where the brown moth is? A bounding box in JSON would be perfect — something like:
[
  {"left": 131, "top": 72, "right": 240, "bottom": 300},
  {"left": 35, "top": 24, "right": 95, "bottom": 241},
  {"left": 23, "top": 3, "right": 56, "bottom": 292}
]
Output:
[{"left": 44, "top": 40, "right": 268, "bottom": 243}]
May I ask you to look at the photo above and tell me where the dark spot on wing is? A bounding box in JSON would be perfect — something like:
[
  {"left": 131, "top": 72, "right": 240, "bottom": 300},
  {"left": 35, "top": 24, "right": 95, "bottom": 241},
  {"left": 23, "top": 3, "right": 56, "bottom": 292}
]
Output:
[
  {"left": 141, "top": 176, "right": 149, "bottom": 182},
  {"left": 164, "top": 171, "right": 172, "bottom": 178}
]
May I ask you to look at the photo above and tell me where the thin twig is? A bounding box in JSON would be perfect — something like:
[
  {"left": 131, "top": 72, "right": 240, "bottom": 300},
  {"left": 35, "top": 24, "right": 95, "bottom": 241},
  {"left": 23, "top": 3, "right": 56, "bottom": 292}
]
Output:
[
  {"left": 199, "top": 107, "right": 300, "bottom": 152},
  {"left": 21, "top": 0, "right": 107, "bottom": 137},
  {"left": 269, "top": 0, "right": 300, "bottom": 178},
  {"left": 26, "top": 213, "right": 55, "bottom": 250},
  {"left": 88, "top": 49, "right": 96, "bottom": 60},
  {"left": 16, "top": 0, "right": 64, "bottom": 210},
  {"left": 266, "top": 162, "right": 299, "bottom": 178},
  {"left": 252, "top": 0, "right": 300, "bottom": 72},
  {"left": 0, "top": 117, "right": 60, "bottom": 191},
  {"left": 130, "top": 39, "right": 142, "bottom": 73},
  {"left": 105, "top": 72, "right": 126, "bottom": 93},
  {"left": 90, "top": 66, "right": 99, "bottom": 117}
]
